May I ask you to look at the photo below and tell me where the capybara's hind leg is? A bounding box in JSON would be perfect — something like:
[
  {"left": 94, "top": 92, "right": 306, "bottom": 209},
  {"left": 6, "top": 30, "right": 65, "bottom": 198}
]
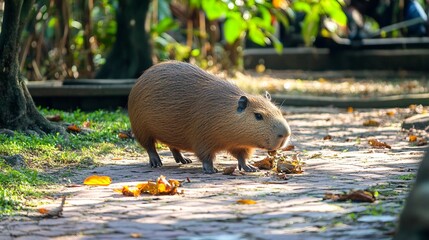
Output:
[
  {"left": 144, "top": 139, "right": 163, "bottom": 168},
  {"left": 170, "top": 148, "right": 192, "bottom": 164}
]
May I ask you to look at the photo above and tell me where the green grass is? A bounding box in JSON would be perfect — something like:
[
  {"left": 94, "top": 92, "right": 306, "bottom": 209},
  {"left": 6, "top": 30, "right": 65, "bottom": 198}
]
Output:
[
  {"left": 397, "top": 173, "right": 416, "bottom": 181},
  {"left": 0, "top": 108, "right": 143, "bottom": 214},
  {"left": 0, "top": 161, "right": 49, "bottom": 214}
]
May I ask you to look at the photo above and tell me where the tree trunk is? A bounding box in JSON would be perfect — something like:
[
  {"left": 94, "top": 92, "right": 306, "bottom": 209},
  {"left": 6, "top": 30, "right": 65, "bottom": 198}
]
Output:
[
  {"left": 95, "top": 0, "right": 153, "bottom": 79},
  {"left": 395, "top": 149, "right": 429, "bottom": 239},
  {"left": 0, "top": 0, "right": 64, "bottom": 134}
]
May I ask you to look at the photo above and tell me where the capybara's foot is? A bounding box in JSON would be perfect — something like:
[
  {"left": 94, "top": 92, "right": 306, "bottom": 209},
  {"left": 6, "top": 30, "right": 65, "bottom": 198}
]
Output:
[
  {"left": 238, "top": 163, "right": 258, "bottom": 172},
  {"left": 148, "top": 152, "right": 163, "bottom": 168},
  {"left": 202, "top": 161, "right": 218, "bottom": 174},
  {"left": 203, "top": 166, "right": 219, "bottom": 174},
  {"left": 170, "top": 148, "right": 193, "bottom": 164}
]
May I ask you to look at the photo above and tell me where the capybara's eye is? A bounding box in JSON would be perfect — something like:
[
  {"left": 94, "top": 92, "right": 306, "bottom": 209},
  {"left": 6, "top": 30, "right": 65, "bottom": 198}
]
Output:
[{"left": 254, "top": 113, "right": 263, "bottom": 121}]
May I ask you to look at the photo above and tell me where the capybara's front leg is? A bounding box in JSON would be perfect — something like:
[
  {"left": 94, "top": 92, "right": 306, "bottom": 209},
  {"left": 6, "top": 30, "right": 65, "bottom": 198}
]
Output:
[
  {"left": 230, "top": 148, "right": 258, "bottom": 172},
  {"left": 145, "top": 141, "right": 163, "bottom": 168},
  {"left": 196, "top": 151, "right": 218, "bottom": 174}
]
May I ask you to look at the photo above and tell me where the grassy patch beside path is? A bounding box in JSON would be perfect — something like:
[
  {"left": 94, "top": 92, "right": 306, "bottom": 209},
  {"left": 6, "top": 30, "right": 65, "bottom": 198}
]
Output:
[{"left": 0, "top": 108, "right": 142, "bottom": 214}]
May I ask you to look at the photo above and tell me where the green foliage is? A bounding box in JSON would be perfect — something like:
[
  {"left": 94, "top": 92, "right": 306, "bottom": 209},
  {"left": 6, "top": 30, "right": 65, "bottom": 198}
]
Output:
[
  {"left": 200, "top": 0, "right": 285, "bottom": 53},
  {"left": 292, "top": 0, "right": 347, "bottom": 45},
  {"left": 397, "top": 173, "right": 416, "bottom": 181}
]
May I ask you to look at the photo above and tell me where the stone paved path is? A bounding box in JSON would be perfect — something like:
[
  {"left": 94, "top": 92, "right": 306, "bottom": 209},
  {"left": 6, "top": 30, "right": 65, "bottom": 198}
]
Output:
[{"left": 0, "top": 107, "right": 426, "bottom": 240}]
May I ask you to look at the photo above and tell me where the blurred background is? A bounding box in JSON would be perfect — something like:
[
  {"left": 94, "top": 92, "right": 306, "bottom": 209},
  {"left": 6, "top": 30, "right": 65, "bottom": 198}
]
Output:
[{"left": 1, "top": 0, "right": 428, "bottom": 109}]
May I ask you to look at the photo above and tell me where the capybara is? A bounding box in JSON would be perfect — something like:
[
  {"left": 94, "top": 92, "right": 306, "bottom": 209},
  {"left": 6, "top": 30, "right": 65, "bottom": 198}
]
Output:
[{"left": 128, "top": 61, "right": 291, "bottom": 173}]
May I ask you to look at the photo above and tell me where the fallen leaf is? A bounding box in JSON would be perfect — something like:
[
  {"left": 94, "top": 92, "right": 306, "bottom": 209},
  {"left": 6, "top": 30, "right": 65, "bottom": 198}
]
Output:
[
  {"left": 277, "top": 154, "right": 304, "bottom": 174},
  {"left": 323, "top": 135, "right": 332, "bottom": 140},
  {"left": 368, "top": 138, "right": 391, "bottom": 149},
  {"left": 67, "top": 124, "right": 81, "bottom": 133},
  {"left": 255, "top": 64, "right": 265, "bottom": 73},
  {"left": 347, "top": 107, "right": 354, "bottom": 113},
  {"left": 409, "top": 135, "right": 418, "bottom": 142},
  {"left": 363, "top": 119, "right": 380, "bottom": 127},
  {"left": 46, "top": 114, "right": 62, "bottom": 122},
  {"left": 222, "top": 165, "right": 237, "bottom": 175},
  {"left": 186, "top": 177, "right": 191, "bottom": 183},
  {"left": 82, "top": 120, "right": 91, "bottom": 128},
  {"left": 111, "top": 157, "right": 123, "bottom": 160},
  {"left": 118, "top": 130, "right": 134, "bottom": 139},
  {"left": 253, "top": 157, "right": 274, "bottom": 170},
  {"left": 386, "top": 110, "right": 396, "bottom": 116},
  {"left": 83, "top": 175, "right": 112, "bottom": 186},
  {"left": 282, "top": 145, "right": 295, "bottom": 151},
  {"left": 417, "top": 138, "right": 428, "bottom": 146},
  {"left": 409, "top": 104, "right": 424, "bottom": 114},
  {"left": 117, "top": 175, "right": 182, "bottom": 196},
  {"left": 323, "top": 190, "right": 376, "bottom": 203},
  {"left": 115, "top": 186, "right": 140, "bottom": 197},
  {"left": 236, "top": 199, "right": 257, "bottom": 205},
  {"left": 38, "top": 196, "right": 66, "bottom": 218},
  {"left": 38, "top": 208, "right": 49, "bottom": 214},
  {"left": 130, "top": 233, "right": 142, "bottom": 238},
  {"left": 118, "top": 132, "right": 129, "bottom": 139}
]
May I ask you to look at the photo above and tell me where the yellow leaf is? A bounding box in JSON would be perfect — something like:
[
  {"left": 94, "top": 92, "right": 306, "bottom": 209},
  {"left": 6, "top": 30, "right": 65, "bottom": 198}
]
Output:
[
  {"left": 409, "top": 135, "right": 417, "bottom": 142},
  {"left": 347, "top": 107, "right": 354, "bottom": 113},
  {"left": 83, "top": 175, "right": 112, "bottom": 186},
  {"left": 363, "top": 119, "right": 380, "bottom": 127},
  {"left": 237, "top": 199, "right": 257, "bottom": 205}
]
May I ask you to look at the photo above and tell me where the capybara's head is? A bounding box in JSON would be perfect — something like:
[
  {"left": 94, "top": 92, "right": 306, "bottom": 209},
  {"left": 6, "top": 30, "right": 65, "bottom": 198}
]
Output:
[{"left": 235, "top": 95, "right": 290, "bottom": 151}]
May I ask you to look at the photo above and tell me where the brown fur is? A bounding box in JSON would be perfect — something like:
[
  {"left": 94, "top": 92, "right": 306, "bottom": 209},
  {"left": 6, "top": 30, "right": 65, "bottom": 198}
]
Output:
[{"left": 128, "top": 61, "right": 290, "bottom": 173}]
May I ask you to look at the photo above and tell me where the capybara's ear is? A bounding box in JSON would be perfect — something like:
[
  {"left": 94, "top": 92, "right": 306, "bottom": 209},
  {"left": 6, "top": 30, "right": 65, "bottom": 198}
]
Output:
[
  {"left": 237, "top": 96, "right": 248, "bottom": 112},
  {"left": 265, "top": 91, "right": 271, "bottom": 101}
]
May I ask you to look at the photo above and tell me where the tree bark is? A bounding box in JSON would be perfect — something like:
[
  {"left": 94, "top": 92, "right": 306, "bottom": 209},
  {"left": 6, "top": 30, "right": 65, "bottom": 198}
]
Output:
[
  {"left": 395, "top": 149, "right": 429, "bottom": 239},
  {"left": 0, "top": 0, "right": 64, "bottom": 134},
  {"left": 95, "top": 0, "right": 153, "bottom": 79}
]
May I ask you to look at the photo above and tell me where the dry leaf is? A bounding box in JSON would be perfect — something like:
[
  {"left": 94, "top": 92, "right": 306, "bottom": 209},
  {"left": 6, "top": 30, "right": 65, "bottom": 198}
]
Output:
[
  {"left": 236, "top": 199, "right": 257, "bottom": 205},
  {"left": 323, "top": 135, "right": 332, "bottom": 140},
  {"left": 82, "top": 120, "right": 91, "bottom": 128},
  {"left": 323, "top": 190, "right": 376, "bottom": 203},
  {"left": 46, "top": 115, "right": 62, "bottom": 122},
  {"left": 83, "top": 175, "right": 112, "bottom": 186},
  {"left": 255, "top": 64, "right": 265, "bottom": 73},
  {"left": 363, "top": 119, "right": 380, "bottom": 127},
  {"left": 222, "top": 165, "right": 236, "bottom": 175},
  {"left": 417, "top": 138, "right": 428, "bottom": 146},
  {"left": 282, "top": 145, "right": 295, "bottom": 151},
  {"left": 130, "top": 233, "right": 142, "bottom": 238},
  {"left": 118, "top": 132, "right": 129, "bottom": 139},
  {"left": 38, "top": 196, "right": 66, "bottom": 218},
  {"left": 386, "top": 110, "right": 396, "bottom": 116},
  {"left": 118, "top": 130, "right": 134, "bottom": 139},
  {"left": 277, "top": 154, "right": 304, "bottom": 174},
  {"left": 38, "top": 208, "right": 49, "bottom": 214},
  {"left": 117, "top": 175, "right": 181, "bottom": 196},
  {"left": 347, "top": 107, "right": 354, "bottom": 113},
  {"left": 253, "top": 157, "right": 274, "bottom": 170},
  {"left": 67, "top": 124, "right": 81, "bottom": 133},
  {"left": 368, "top": 138, "right": 391, "bottom": 149},
  {"left": 111, "top": 157, "right": 123, "bottom": 160},
  {"left": 409, "top": 135, "right": 418, "bottom": 142},
  {"left": 115, "top": 186, "right": 140, "bottom": 197}
]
